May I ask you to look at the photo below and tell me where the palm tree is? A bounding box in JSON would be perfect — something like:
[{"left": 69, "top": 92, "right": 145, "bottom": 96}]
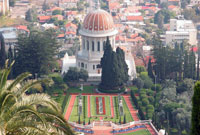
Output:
[{"left": 0, "top": 60, "right": 74, "bottom": 135}]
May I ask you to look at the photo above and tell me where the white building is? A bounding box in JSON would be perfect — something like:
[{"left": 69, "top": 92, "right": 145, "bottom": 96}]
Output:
[
  {"left": 165, "top": 18, "right": 197, "bottom": 45},
  {"left": 62, "top": 6, "right": 137, "bottom": 81},
  {"left": 190, "top": 0, "right": 200, "bottom": 5}
]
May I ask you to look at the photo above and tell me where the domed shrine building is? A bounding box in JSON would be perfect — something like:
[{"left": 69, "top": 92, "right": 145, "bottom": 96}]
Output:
[{"left": 62, "top": 6, "right": 136, "bottom": 81}]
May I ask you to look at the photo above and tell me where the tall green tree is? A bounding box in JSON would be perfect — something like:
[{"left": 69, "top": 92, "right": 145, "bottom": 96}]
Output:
[
  {"left": 0, "top": 32, "right": 6, "bottom": 68},
  {"left": 148, "top": 58, "right": 154, "bottom": 80},
  {"left": 100, "top": 37, "right": 128, "bottom": 91},
  {"left": 116, "top": 47, "right": 129, "bottom": 83},
  {"left": 14, "top": 29, "right": 59, "bottom": 78},
  {"left": 0, "top": 61, "right": 74, "bottom": 134},
  {"left": 25, "top": 7, "right": 38, "bottom": 22},
  {"left": 191, "top": 81, "right": 200, "bottom": 135}
]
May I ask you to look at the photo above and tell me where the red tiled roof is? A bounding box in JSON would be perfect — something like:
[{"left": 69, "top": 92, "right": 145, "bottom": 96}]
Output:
[
  {"left": 65, "top": 22, "right": 77, "bottom": 29},
  {"left": 49, "top": 7, "right": 64, "bottom": 11},
  {"left": 168, "top": 5, "right": 177, "bottom": 9},
  {"left": 15, "top": 25, "right": 29, "bottom": 32},
  {"left": 57, "top": 34, "right": 65, "bottom": 38},
  {"left": 66, "top": 11, "right": 77, "bottom": 16},
  {"left": 66, "top": 31, "right": 76, "bottom": 35},
  {"left": 109, "top": 2, "right": 121, "bottom": 10},
  {"left": 38, "top": 16, "right": 51, "bottom": 22},
  {"left": 126, "top": 16, "right": 143, "bottom": 21},
  {"left": 130, "top": 33, "right": 138, "bottom": 39}
]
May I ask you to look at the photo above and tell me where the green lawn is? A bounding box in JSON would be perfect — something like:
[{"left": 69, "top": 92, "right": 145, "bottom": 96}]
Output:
[
  {"left": 68, "top": 95, "right": 134, "bottom": 124},
  {"left": 122, "top": 97, "right": 134, "bottom": 122},
  {"left": 67, "top": 86, "right": 95, "bottom": 94},
  {"left": 90, "top": 96, "right": 111, "bottom": 116},
  {"left": 118, "top": 129, "right": 151, "bottom": 135}
]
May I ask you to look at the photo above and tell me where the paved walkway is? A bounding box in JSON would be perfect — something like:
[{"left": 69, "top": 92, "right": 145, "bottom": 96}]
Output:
[
  {"left": 145, "top": 124, "right": 157, "bottom": 135},
  {"left": 110, "top": 96, "right": 114, "bottom": 117},
  {"left": 123, "top": 95, "right": 139, "bottom": 121},
  {"left": 92, "top": 126, "right": 113, "bottom": 135},
  {"left": 64, "top": 95, "right": 76, "bottom": 120},
  {"left": 88, "top": 95, "right": 91, "bottom": 118}
]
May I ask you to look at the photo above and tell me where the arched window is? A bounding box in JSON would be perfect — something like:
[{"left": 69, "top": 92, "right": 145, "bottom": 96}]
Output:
[
  {"left": 87, "top": 40, "right": 89, "bottom": 50},
  {"left": 103, "top": 41, "right": 106, "bottom": 50},
  {"left": 83, "top": 39, "right": 85, "bottom": 49},
  {"left": 92, "top": 41, "right": 95, "bottom": 51},
  {"left": 97, "top": 41, "right": 100, "bottom": 51}
]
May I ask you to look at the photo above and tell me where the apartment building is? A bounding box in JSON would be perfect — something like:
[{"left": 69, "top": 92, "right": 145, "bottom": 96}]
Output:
[
  {"left": 165, "top": 17, "right": 197, "bottom": 45},
  {"left": 0, "top": 0, "right": 9, "bottom": 15}
]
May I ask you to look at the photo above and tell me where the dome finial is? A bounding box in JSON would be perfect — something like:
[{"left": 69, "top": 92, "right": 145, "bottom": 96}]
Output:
[{"left": 97, "top": 0, "right": 100, "bottom": 9}]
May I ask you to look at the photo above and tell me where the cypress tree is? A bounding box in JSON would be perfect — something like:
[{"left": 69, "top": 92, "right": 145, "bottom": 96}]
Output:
[
  {"left": 0, "top": 32, "right": 6, "bottom": 68},
  {"left": 100, "top": 37, "right": 113, "bottom": 90},
  {"left": 191, "top": 81, "right": 200, "bottom": 135},
  {"left": 123, "top": 114, "right": 126, "bottom": 124},
  {"left": 8, "top": 45, "right": 14, "bottom": 79},
  {"left": 100, "top": 37, "right": 128, "bottom": 91},
  {"left": 183, "top": 51, "right": 189, "bottom": 79},
  {"left": 116, "top": 47, "right": 129, "bottom": 83},
  {"left": 78, "top": 115, "right": 81, "bottom": 124},
  {"left": 147, "top": 58, "right": 154, "bottom": 80}
]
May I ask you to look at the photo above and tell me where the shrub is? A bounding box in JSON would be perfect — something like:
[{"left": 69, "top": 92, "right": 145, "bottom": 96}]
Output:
[
  {"left": 146, "top": 112, "right": 153, "bottom": 119},
  {"left": 147, "top": 106, "right": 154, "bottom": 114},
  {"left": 146, "top": 89, "right": 154, "bottom": 96},
  {"left": 139, "top": 90, "right": 146, "bottom": 95},
  {"left": 136, "top": 66, "right": 146, "bottom": 74},
  {"left": 148, "top": 96, "right": 154, "bottom": 104},
  {"left": 142, "top": 98, "right": 149, "bottom": 106},
  {"left": 151, "top": 84, "right": 162, "bottom": 92},
  {"left": 138, "top": 101, "right": 142, "bottom": 107},
  {"left": 133, "top": 77, "right": 144, "bottom": 89},
  {"left": 140, "top": 94, "right": 147, "bottom": 99}
]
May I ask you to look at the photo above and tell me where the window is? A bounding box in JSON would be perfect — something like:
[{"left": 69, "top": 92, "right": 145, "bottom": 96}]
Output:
[
  {"left": 81, "top": 63, "right": 84, "bottom": 68},
  {"left": 87, "top": 40, "right": 89, "bottom": 50},
  {"left": 92, "top": 41, "right": 95, "bottom": 51},
  {"left": 83, "top": 39, "right": 85, "bottom": 49},
  {"left": 78, "top": 62, "right": 80, "bottom": 67},
  {"left": 103, "top": 41, "right": 106, "bottom": 50},
  {"left": 97, "top": 41, "right": 100, "bottom": 51},
  {"left": 93, "top": 65, "right": 95, "bottom": 70},
  {"left": 85, "top": 64, "right": 87, "bottom": 69}
]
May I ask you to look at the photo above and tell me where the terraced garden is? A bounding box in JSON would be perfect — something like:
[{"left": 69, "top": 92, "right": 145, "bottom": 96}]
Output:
[{"left": 67, "top": 95, "right": 134, "bottom": 124}]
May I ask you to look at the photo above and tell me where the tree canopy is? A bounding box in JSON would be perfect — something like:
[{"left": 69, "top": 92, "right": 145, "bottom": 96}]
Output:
[
  {"left": 13, "top": 29, "right": 59, "bottom": 78},
  {"left": 100, "top": 37, "right": 128, "bottom": 91}
]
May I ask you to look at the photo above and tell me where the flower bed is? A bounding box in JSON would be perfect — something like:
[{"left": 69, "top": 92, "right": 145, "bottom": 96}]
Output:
[{"left": 96, "top": 97, "right": 106, "bottom": 115}]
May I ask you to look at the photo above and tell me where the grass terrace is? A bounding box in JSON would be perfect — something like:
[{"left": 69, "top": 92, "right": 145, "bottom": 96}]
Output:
[
  {"left": 67, "top": 95, "right": 134, "bottom": 124},
  {"left": 118, "top": 129, "right": 151, "bottom": 135}
]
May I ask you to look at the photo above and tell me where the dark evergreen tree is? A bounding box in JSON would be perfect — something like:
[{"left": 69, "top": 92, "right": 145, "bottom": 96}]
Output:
[
  {"left": 42, "top": 0, "right": 50, "bottom": 11},
  {"left": 14, "top": 29, "right": 59, "bottom": 78},
  {"left": 116, "top": 47, "right": 129, "bottom": 83},
  {"left": 183, "top": 51, "right": 190, "bottom": 78},
  {"left": 119, "top": 116, "right": 121, "bottom": 124},
  {"left": 100, "top": 37, "right": 128, "bottom": 91},
  {"left": 191, "top": 81, "right": 200, "bottom": 135},
  {"left": 78, "top": 115, "right": 81, "bottom": 124},
  {"left": 123, "top": 114, "right": 126, "bottom": 124},
  {"left": 7, "top": 45, "right": 14, "bottom": 79},
  {"left": 189, "top": 50, "right": 196, "bottom": 79},
  {"left": 0, "top": 32, "right": 6, "bottom": 68},
  {"left": 147, "top": 58, "right": 154, "bottom": 80}
]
